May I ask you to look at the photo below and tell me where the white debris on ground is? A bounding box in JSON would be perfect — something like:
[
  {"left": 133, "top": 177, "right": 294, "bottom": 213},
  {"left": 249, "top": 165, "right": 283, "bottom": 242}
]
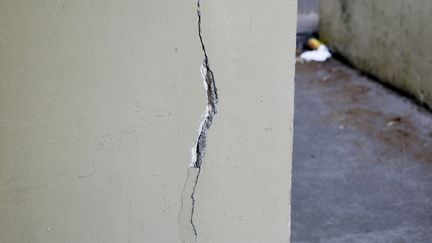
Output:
[
  {"left": 300, "top": 45, "right": 332, "bottom": 62},
  {"left": 299, "top": 37, "right": 332, "bottom": 62}
]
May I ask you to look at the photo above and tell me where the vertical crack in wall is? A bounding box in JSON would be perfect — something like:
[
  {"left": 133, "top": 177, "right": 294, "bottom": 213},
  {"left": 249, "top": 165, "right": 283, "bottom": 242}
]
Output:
[
  {"left": 179, "top": 0, "right": 218, "bottom": 242},
  {"left": 191, "top": 0, "right": 219, "bottom": 170}
]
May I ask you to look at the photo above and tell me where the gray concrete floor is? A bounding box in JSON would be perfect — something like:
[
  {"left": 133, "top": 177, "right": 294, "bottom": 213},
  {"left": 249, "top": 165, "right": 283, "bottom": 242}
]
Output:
[
  {"left": 291, "top": 59, "right": 432, "bottom": 243},
  {"left": 298, "top": 0, "right": 320, "bottom": 14},
  {"left": 297, "top": 0, "right": 319, "bottom": 34}
]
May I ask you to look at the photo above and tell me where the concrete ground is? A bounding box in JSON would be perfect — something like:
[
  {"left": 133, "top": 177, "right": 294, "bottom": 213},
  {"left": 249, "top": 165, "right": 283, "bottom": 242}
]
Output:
[
  {"left": 297, "top": 0, "right": 319, "bottom": 34},
  {"left": 291, "top": 59, "right": 432, "bottom": 242},
  {"left": 298, "top": 0, "right": 319, "bottom": 14}
]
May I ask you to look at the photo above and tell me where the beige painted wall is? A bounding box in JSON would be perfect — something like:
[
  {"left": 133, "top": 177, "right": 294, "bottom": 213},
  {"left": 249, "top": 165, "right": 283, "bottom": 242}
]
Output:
[
  {"left": 0, "top": 0, "right": 296, "bottom": 242},
  {"left": 320, "top": 0, "right": 432, "bottom": 109}
]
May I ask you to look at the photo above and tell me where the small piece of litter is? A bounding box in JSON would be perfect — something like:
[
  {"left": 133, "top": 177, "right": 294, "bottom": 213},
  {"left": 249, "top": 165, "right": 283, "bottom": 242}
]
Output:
[
  {"left": 301, "top": 45, "right": 332, "bottom": 62},
  {"left": 386, "top": 117, "right": 402, "bottom": 127},
  {"left": 387, "top": 121, "right": 396, "bottom": 127}
]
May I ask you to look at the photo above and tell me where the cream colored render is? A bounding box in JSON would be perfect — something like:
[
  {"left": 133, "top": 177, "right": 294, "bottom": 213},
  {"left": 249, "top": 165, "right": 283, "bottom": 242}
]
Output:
[{"left": 0, "top": 0, "right": 296, "bottom": 242}]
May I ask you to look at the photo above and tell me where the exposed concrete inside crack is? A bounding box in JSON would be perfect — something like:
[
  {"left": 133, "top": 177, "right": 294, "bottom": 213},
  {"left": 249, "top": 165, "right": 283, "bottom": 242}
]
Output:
[
  {"left": 190, "top": 64, "right": 218, "bottom": 169},
  {"left": 179, "top": 0, "right": 218, "bottom": 241}
]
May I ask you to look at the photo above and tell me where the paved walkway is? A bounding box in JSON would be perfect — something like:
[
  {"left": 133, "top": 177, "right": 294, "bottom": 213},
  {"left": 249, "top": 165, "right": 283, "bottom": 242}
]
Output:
[{"left": 291, "top": 59, "right": 432, "bottom": 242}]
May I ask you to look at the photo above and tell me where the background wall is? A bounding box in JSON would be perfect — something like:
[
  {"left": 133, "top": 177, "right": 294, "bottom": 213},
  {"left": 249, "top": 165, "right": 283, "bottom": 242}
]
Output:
[
  {"left": 0, "top": 0, "right": 296, "bottom": 242},
  {"left": 320, "top": 0, "right": 432, "bottom": 109}
]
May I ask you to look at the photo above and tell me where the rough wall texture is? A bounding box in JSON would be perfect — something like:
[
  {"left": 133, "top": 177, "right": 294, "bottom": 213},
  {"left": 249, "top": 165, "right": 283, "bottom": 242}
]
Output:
[
  {"left": 0, "top": 0, "right": 296, "bottom": 242},
  {"left": 320, "top": 0, "right": 432, "bottom": 108}
]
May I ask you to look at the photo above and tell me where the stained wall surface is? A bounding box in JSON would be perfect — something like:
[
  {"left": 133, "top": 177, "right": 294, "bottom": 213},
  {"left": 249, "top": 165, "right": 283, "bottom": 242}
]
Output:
[
  {"left": 320, "top": 0, "right": 432, "bottom": 109},
  {"left": 0, "top": 0, "right": 296, "bottom": 242}
]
